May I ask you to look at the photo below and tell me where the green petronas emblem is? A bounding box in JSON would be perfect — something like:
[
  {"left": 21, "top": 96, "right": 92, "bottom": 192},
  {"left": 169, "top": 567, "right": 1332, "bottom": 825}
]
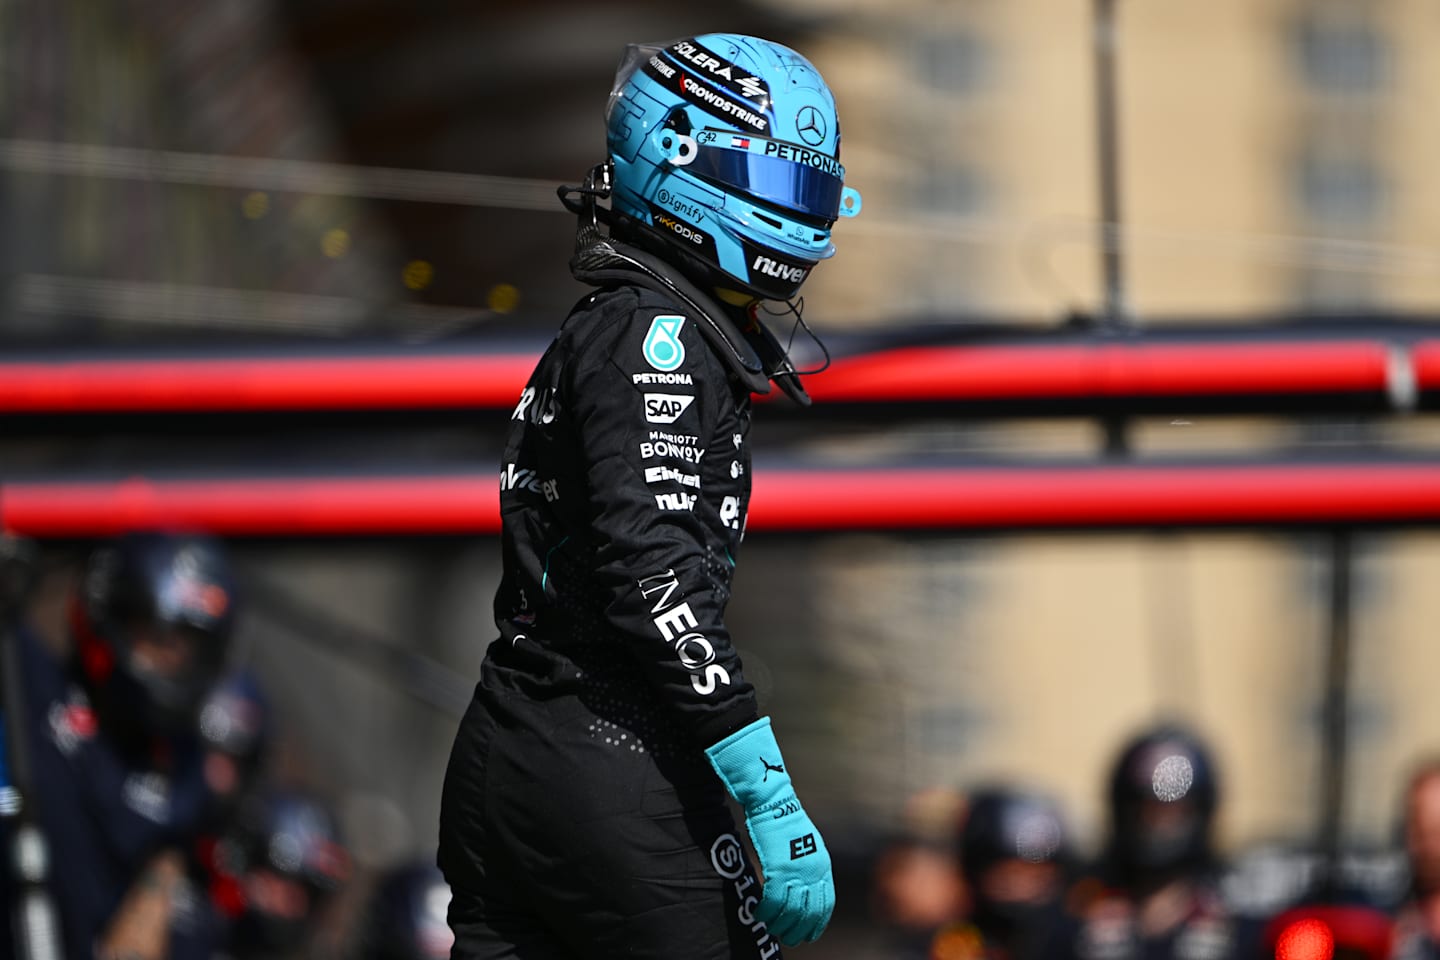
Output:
[{"left": 643, "top": 314, "right": 686, "bottom": 372}]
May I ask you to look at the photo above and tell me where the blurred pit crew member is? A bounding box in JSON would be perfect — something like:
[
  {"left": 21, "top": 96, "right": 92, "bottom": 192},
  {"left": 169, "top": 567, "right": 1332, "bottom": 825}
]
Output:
[
  {"left": 927, "top": 785, "right": 1070, "bottom": 960},
  {"left": 13, "top": 532, "right": 236, "bottom": 960},
  {"left": 1391, "top": 758, "right": 1440, "bottom": 958},
  {"left": 208, "top": 786, "right": 350, "bottom": 958},
  {"left": 195, "top": 667, "right": 271, "bottom": 828},
  {"left": 357, "top": 859, "right": 454, "bottom": 960},
  {"left": 1052, "top": 724, "right": 1248, "bottom": 960}
]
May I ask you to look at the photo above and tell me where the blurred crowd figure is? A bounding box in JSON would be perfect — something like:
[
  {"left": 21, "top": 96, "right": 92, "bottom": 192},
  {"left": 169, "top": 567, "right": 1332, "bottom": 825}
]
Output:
[
  {"left": 1052, "top": 725, "right": 1261, "bottom": 960},
  {"left": 871, "top": 722, "right": 1440, "bottom": 960},
  {"left": 207, "top": 787, "right": 351, "bottom": 958},
  {"left": 870, "top": 785, "right": 972, "bottom": 956},
  {"left": 0, "top": 531, "right": 452, "bottom": 960},
  {"left": 1390, "top": 759, "right": 1440, "bottom": 958},
  {"left": 355, "top": 860, "right": 454, "bottom": 960},
  {"left": 954, "top": 784, "right": 1070, "bottom": 958}
]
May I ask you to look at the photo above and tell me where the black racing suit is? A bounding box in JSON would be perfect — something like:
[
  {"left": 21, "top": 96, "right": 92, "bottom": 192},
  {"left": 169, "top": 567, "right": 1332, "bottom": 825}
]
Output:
[{"left": 438, "top": 282, "right": 782, "bottom": 959}]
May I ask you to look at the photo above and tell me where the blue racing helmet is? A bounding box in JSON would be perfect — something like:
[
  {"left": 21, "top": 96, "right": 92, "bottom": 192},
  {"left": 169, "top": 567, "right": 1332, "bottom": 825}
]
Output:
[{"left": 605, "top": 34, "right": 862, "bottom": 301}]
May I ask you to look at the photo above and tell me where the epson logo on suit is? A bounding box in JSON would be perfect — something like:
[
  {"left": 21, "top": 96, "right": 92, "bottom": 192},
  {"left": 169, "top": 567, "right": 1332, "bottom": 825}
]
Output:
[{"left": 644, "top": 393, "right": 695, "bottom": 424}]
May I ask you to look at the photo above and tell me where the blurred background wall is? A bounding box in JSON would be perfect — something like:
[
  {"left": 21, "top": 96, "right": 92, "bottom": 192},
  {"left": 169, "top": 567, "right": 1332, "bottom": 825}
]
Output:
[
  {"left": 10, "top": 0, "right": 1440, "bottom": 339},
  {"left": 6, "top": 1, "right": 1440, "bottom": 955}
]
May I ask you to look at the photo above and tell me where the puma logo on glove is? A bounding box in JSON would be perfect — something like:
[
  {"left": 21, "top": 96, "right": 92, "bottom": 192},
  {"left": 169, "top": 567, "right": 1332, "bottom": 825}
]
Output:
[{"left": 706, "top": 717, "right": 835, "bottom": 946}]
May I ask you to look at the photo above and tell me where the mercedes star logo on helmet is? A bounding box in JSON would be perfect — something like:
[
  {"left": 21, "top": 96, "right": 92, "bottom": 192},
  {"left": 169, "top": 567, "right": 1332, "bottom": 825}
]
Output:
[{"left": 796, "top": 105, "right": 826, "bottom": 146}]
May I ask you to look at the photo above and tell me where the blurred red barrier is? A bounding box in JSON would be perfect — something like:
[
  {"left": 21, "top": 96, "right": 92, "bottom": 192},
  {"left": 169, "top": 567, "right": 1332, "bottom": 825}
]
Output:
[
  {"left": 0, "top": 337, "right": 1428, "bottom": 415},
  {"left": 800, "top": 341, "right": 1395, "bottom": 404},
  {"left": 6, "top": 462, "right": 1440, "bottom": 536},
  {"left": 0, "top": 354, "right": 536, "bottom": 413}
]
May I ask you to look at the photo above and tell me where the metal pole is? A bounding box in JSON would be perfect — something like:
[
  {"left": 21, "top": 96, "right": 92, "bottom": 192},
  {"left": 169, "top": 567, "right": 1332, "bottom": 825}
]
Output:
[
  {"left": 1317, "top": 529, "right": 1353, "bottom": 899},
  {"left": 1094, "top": 0, "right": 1128, "bottom": 330},
  {"left": 1093, "top": 0, "right": 1133, "bottom": 457}
]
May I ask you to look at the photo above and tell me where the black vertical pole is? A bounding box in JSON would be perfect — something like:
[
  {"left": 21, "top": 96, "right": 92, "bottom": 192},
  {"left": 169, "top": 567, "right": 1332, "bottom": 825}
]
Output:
[
  {"left": 1094, "top": 0, "right": 1131, "bottom": 456},
  {"left": 1317, "top": 528, "right": 1353, "bottom": 899},
  {"left": 1094, "top": 0, "right": 1128, "bottom": 331}
]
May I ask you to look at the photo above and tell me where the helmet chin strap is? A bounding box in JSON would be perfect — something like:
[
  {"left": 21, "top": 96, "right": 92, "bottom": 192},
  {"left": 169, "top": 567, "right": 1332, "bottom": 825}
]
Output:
[{"left": 558, "top": 164, "right": 815, "bottom": 405}]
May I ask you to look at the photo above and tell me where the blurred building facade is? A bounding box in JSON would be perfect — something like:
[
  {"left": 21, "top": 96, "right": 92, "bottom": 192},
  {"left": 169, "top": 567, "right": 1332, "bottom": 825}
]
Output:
[{"left": 800, "top": 0, "right": 1440, "bottom": 323}]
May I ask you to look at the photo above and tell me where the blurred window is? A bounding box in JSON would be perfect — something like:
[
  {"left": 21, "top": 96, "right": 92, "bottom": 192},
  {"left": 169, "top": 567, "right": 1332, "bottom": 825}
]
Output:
[
  {"left": 915, "top": 161, "right": 988, "bottom": 218},
  {"left": 912, "top": 29, "right": 993, "bottom": 96},
  {"left": 1292, "top": 8, "right": 1391, "bottom": 96},
  {"left": 1294, "top": 266, "right": 1378, "bottom": 311},
  {"left": 1296, "top": 149, "right": 1386, "bottom": 226}
]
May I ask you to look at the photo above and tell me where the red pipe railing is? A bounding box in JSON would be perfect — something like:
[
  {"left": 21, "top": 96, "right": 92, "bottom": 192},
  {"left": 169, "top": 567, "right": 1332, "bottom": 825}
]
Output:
[
  {"left": 6, "top": 462, "right": 1440, "bottom": 536},
  {"left": 0, "top": 337, "right": 1431, "bottom": 415}
]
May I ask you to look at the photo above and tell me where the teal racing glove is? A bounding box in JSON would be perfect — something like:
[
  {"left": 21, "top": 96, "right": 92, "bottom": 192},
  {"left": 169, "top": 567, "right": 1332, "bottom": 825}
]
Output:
[{"left": 705, "top": 716, "right": 834, "bottom": 946}]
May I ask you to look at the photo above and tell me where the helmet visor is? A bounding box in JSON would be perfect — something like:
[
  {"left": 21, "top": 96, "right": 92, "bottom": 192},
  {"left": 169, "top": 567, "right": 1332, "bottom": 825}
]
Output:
[{"left": 686, "top": 137, "right": 844, "bottom": 224}]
